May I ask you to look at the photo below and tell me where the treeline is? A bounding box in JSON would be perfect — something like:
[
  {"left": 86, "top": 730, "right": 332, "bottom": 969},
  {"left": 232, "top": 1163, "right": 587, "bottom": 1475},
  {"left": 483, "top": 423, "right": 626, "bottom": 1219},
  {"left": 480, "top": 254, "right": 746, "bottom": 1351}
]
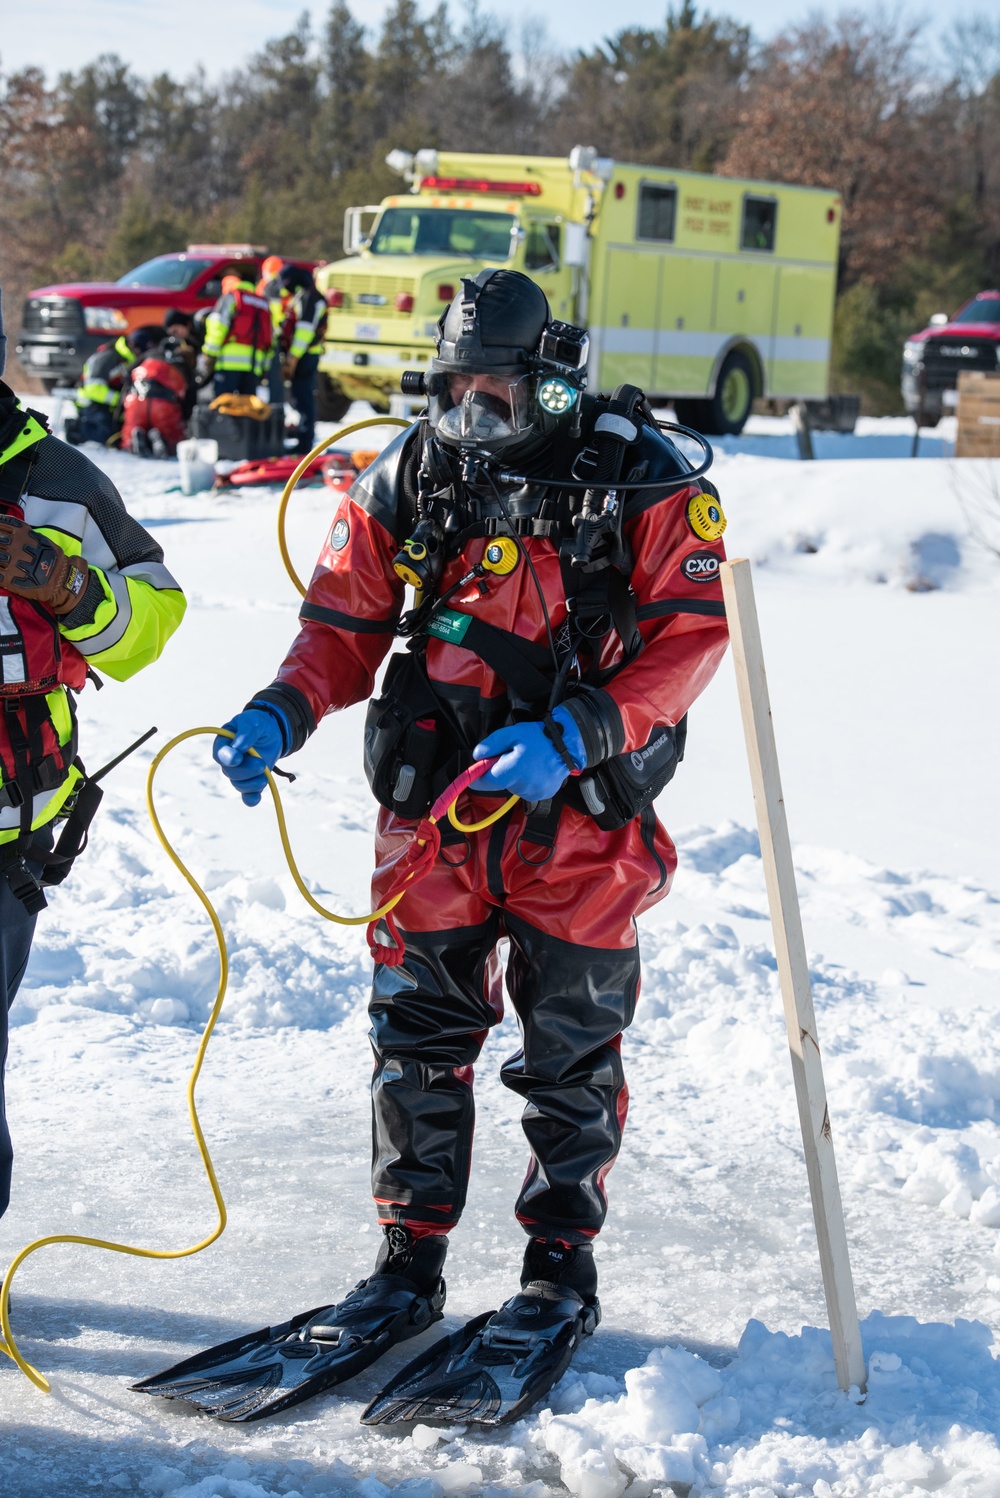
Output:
[{"left": 1, "top": 2, "right": 999, "bottom": 410}]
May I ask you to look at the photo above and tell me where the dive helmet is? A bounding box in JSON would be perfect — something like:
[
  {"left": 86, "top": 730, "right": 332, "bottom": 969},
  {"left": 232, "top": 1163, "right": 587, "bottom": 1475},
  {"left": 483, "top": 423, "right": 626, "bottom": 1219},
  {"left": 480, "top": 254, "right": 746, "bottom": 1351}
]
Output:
[{"left": 425, "top": 270, "right": 588, "bottom": 454}]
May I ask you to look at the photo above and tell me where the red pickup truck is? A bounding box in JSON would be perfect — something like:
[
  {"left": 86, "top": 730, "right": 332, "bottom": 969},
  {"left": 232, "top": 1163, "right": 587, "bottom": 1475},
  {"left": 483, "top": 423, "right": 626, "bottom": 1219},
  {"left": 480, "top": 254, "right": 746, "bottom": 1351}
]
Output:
[
  {"left": 15, "top": 245, "right": 303, "bottom": 390},
  {"left": 902, "top": 290, "right": 1000, "bottom": 424}
]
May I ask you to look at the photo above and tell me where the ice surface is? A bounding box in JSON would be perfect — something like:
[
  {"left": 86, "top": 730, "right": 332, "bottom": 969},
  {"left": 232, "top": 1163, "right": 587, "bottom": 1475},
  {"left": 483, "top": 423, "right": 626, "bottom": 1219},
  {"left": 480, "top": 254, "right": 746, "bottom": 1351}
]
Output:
[{"left": 3, "top": 409, "right": 1000, "bottom": 1495}]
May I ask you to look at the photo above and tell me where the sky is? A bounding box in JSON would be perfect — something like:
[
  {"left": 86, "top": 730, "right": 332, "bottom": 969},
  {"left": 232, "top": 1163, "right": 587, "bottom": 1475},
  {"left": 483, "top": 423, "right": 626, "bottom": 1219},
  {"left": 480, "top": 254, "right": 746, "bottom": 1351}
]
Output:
[{"left": 0, "top": 0, "right": 979, "bottom": 81}]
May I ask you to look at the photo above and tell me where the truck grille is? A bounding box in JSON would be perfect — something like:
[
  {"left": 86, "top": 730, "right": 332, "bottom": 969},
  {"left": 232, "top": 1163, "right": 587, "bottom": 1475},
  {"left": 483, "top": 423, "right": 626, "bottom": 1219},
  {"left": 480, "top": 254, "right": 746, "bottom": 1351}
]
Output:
[
  {"left": 922, "top": 336, "right": 997, "bottom": 391},
  {"left": 21, "top": 297, "right": 85, "bottom": 335},
  {"left": 331, "top": 275, "right": 416, "bottom": 316}
]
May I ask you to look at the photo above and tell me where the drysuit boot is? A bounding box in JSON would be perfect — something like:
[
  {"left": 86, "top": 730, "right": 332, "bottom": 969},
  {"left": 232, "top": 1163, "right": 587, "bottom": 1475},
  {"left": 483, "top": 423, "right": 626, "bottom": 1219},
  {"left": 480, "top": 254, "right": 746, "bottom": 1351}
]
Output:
[
  {"left": 368, "top": 1224, "right": 449, "bottom": 1297},
  {"left": 521, "top": 1237, "right": 598, "bottom": 1305}
]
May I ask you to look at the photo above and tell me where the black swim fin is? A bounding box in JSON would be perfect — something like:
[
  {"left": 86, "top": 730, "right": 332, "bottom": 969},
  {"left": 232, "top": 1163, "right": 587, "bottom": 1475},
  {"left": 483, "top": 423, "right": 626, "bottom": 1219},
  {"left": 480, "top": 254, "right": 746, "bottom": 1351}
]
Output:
[
  {"left": 361, "top": 1285, "right": 599, "bottom": 1428},
  {"left": 132, "top": 1276, "right": 445, "bottom": 1423}
]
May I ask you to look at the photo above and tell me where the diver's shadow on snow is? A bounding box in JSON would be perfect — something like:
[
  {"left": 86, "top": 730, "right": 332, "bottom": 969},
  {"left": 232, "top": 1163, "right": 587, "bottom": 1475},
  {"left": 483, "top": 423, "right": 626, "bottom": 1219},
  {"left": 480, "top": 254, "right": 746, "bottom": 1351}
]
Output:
[{"left": 8, "top": 1292, "right": 251, "bottom": 1363}]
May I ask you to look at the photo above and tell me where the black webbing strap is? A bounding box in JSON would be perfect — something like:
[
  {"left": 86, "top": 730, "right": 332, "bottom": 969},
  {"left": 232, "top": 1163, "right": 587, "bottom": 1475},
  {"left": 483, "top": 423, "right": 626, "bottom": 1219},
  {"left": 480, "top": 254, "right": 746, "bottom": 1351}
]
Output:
[
  {"left": 428, "top": 613, "right": 557, "bottom": 709},
  {"left": 3, "top": 698, "right": 35, "bottom": 841},
  {"left": 1, "top": 697, "right": 48, "bottom": 913},
  {"left": 517, "top": 797, "right": 563, "bottom": 864},
  {"left": 542, "top": 713, "right": 578, "bottom": 772},
  {"left": 1, "top": 844, "right": 47, "bottom": 914}
]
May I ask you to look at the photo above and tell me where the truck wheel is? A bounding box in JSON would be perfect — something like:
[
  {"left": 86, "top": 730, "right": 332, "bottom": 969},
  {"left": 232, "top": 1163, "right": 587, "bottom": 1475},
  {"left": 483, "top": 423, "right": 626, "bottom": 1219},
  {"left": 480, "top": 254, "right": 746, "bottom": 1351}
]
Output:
[
  {"left": 673, "top": 399, "right": 713, "bottom": 433},
  {"left": 707, "top": 352, "right": 754, "bottom": 435},
  {"left": 316, "top": 375, "right": 351, "bottom": 424}
]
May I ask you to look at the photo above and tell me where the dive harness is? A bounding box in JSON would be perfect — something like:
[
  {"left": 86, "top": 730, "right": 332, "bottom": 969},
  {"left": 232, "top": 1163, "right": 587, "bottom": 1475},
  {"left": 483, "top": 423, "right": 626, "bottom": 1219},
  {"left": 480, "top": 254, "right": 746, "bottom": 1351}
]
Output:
[{"left": 367, "top": 385, "right": 711, "bottom": 850}]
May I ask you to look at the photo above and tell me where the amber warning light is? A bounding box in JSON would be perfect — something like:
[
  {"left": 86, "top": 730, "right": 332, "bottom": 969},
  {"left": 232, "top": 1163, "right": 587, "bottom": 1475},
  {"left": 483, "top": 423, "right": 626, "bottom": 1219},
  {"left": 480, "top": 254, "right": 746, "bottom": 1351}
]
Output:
[{"left": 419, "top": 176, "right": 542, "bottom": 197}]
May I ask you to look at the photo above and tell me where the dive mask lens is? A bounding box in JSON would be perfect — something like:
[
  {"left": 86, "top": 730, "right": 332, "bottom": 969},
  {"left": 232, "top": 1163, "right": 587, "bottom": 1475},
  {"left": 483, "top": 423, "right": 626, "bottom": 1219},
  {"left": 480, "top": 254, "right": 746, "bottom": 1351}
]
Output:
[{"left": 429, "top": 372, "right": 534, "bottom": 450}]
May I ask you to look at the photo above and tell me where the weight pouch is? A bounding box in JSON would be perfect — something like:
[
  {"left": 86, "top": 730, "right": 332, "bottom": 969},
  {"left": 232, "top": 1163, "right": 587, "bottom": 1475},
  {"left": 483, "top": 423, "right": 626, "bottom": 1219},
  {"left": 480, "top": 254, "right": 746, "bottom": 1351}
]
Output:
[
  {"left": 363, "top": 650, "right": 444, "bottom": 819},
  {"left": 572, "top": 716, "right": 687, "bottom": 831}
]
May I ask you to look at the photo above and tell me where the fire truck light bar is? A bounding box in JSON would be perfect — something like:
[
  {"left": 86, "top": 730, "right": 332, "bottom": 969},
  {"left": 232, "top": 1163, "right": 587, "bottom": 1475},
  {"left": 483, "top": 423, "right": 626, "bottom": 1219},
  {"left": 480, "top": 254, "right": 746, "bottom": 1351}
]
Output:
[{"left": 419, "top": 177, "right": 542, "bottom": 196}]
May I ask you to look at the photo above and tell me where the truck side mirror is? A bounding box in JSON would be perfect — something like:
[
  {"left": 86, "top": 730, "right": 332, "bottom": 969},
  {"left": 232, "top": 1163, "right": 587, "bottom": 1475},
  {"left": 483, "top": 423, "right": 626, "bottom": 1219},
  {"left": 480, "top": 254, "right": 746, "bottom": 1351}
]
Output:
[
  {"left": 201, "top": 279, "right": 222, "bottom": 300},
  {"left": 562, "top": 223, "right": 589, "bottom": 268},
  {"left": 344, "top": 206, "right": 382, "bottom": 256}
]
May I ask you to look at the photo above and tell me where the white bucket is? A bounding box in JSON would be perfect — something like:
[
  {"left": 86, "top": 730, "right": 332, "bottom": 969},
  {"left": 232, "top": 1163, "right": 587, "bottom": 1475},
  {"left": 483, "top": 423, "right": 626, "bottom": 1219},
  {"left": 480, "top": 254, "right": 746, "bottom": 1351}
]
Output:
[{"left": 177, "top": 438, "right": 219, "bottom": 494}]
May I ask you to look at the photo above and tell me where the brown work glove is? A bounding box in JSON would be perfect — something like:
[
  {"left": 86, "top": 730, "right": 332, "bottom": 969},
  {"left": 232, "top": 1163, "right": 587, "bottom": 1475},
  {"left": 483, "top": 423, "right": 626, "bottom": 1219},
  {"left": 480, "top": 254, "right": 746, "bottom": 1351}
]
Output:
[
  {"left": 0, "top": 514, "right": 90, "bottom": 616},
  {"left": 282, "top": 356, "right": 297, "bottom": 380}
]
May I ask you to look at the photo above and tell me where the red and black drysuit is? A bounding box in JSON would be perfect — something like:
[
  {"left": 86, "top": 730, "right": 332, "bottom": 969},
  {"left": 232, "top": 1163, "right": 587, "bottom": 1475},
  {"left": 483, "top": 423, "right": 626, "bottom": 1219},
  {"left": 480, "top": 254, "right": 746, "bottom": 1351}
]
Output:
[{"left": 255, "top": 418, "right": 729, "bottom": 1244}]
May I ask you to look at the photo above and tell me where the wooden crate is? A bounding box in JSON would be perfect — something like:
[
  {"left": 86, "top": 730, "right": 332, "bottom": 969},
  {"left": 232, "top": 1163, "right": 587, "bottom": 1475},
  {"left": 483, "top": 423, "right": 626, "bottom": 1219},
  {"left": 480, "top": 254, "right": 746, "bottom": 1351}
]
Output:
[{"left": 956, "top": 370, "right": 1000, "bottom": 457}]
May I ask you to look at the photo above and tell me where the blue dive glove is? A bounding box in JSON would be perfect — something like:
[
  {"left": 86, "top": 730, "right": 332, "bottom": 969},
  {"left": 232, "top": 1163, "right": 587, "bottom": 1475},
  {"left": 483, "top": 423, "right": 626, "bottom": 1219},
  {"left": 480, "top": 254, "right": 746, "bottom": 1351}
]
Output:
[
  {"left": 473, "top": 706, "right": 585, "bottom": 801},
  {"left": 213, "top": 702, "right": 290, "bottom": 807}
]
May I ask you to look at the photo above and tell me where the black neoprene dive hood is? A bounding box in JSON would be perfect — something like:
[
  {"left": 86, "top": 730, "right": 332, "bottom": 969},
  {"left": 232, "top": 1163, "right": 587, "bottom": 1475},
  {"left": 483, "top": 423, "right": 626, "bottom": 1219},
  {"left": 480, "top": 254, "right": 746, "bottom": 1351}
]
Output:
[{"left": 434, "top": 269, "right": 550, "bottom": 377}]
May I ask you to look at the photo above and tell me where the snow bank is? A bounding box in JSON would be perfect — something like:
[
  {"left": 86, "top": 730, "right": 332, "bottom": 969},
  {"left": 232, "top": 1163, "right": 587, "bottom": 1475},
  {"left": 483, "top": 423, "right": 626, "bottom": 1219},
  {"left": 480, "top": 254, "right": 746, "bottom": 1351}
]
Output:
[{"left": 533, "top": 1313, "right": 1000, "bottom": 1498}]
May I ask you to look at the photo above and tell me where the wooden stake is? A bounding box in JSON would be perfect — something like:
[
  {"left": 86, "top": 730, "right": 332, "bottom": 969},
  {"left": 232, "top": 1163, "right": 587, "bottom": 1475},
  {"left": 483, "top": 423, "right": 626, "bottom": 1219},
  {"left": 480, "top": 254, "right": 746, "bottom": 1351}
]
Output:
[{"left": 720, "top": 558, "right": 866, "bottom": 1395}]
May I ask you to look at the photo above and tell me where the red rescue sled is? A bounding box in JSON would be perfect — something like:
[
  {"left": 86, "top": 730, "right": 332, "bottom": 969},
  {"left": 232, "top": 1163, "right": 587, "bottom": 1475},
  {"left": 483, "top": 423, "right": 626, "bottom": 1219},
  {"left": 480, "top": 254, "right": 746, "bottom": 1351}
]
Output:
[{"left": 214, "top": 449, "right": 374, "bottom": 491}]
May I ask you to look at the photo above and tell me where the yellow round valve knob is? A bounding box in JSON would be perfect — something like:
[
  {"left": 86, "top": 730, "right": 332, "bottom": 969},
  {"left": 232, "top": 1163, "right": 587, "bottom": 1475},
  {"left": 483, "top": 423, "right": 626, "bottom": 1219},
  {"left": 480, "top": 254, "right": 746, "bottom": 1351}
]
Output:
[{"left": 482, "top": 537, "right": 519, "bottom": 576}]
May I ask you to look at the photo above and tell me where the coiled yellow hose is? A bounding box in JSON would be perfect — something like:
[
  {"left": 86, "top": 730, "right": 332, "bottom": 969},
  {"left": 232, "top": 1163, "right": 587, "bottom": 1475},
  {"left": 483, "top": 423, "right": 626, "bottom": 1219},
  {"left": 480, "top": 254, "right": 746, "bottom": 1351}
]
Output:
[{"left": 0, "top": 725, "right": 411, "bottom": 1392}]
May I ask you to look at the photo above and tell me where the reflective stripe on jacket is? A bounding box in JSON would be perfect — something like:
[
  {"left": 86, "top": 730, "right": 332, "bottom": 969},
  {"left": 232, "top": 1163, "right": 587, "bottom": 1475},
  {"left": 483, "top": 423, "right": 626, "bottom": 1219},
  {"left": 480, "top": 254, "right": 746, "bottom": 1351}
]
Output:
[
  {"left": 203, "top": 283, "right": 273, "bottom": 375},
  {"left": 76, "top": 343, "right": 133, "bottom": 410},
  {"left": 287, "top": 287, "right": 328, "bottom": 362}
]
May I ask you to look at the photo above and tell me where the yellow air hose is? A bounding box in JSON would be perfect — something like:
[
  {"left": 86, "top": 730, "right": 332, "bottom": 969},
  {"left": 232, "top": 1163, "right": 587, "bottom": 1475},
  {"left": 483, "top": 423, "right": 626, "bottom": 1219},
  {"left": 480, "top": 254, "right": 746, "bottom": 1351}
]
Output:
[
  {"left": 277, "top": 416, "right": 410, "bottom": 597},
  {"left": 1, "top": 416, "right": 515, "bottom": 1394}
]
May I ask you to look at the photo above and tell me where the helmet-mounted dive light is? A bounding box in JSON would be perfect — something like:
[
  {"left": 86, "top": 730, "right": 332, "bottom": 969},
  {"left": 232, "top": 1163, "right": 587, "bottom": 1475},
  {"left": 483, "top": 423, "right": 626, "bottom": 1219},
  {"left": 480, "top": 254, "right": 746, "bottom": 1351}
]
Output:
[
  {"left": 537, "top": 375, "right": 578, "bottom": 414},
  {"left": 535, "top": 319, "right": 588, "bottom": 418}
]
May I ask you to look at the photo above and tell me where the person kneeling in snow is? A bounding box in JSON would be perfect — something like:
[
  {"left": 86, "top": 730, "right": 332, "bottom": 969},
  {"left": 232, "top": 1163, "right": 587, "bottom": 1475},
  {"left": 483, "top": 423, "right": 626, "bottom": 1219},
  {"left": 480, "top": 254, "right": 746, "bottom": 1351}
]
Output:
[
  {"left": 211, "top": 271, "right": 730, "bottom": 1415},
  {"left": 0, "top": 286, "right": 187, "bottom": 1221},
  {"left": 121, "top": 351, "right": 190, "bottom": 458}
]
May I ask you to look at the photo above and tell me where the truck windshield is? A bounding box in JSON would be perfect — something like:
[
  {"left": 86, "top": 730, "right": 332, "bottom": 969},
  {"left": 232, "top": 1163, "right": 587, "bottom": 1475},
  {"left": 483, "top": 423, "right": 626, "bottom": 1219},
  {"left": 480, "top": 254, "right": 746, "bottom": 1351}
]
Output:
[
  {"left": 117, "top": 256, "right": 216, "bottom": 290},
  {"left": 369, "top": 208, "right": 516, "bottom": 260},
  {"left": 953, "top": 296, "right": 1000, "bottom": 325}
]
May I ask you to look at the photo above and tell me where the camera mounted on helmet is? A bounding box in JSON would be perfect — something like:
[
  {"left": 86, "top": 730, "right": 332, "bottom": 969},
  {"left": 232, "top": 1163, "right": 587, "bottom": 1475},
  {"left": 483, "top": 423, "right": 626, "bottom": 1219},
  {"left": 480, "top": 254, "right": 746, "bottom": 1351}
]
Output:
[{"left": 401, "top": 270, "right": 590, "bottom": 455}]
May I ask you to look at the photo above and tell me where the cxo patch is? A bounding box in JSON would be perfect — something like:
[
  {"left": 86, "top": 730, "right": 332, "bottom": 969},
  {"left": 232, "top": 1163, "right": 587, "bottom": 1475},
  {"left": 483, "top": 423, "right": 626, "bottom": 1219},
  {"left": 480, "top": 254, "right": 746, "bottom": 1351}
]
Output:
[
  {"left": 686, "top": 492, "right": 727, "bottom": 541},
  {"left": 681, "top": 549, "right": 722, "bottom": 584},
  {"left": 329, "top": 517, "right": 350, "bottom": 552}
]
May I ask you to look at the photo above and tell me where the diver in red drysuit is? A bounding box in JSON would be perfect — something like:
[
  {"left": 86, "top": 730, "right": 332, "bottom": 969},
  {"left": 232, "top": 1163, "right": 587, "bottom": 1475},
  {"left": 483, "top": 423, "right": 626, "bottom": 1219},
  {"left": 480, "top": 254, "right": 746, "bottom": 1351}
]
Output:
[{"left": 214, "top": 270, "right": 729, "bottom": 1324}]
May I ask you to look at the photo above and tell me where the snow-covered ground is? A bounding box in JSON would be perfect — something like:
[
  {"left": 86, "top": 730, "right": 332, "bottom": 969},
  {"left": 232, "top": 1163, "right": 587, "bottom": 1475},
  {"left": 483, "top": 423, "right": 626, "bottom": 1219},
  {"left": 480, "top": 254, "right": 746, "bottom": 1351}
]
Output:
[{"left": 3, "top": 406, "right": 1000, "bottom": 1497}]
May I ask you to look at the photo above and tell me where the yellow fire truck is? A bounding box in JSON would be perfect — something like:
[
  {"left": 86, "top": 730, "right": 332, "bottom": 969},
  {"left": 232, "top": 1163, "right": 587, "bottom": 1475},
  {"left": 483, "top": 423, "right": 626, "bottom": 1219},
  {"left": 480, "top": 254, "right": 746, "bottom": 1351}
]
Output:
[{"left": 315, "top": 147, "right": 841, "bottom": 434}]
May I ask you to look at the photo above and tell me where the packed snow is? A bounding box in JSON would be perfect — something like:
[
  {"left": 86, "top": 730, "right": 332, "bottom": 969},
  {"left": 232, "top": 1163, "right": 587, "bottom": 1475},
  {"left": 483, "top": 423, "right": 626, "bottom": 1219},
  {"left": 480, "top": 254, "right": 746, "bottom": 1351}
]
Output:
[{"left": 2, "top": 401, "right": 1000, "bottom": 1497}]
